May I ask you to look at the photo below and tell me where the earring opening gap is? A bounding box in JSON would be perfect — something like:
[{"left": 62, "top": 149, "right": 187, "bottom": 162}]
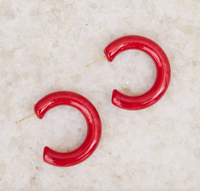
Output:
[{"left": 86, "top": 56, "right": 107, "bottom": 67}]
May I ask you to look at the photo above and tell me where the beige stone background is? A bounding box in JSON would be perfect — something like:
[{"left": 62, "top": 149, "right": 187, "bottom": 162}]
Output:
[{"left": 0, "top": 0, "right": 200, "bottom": 190}]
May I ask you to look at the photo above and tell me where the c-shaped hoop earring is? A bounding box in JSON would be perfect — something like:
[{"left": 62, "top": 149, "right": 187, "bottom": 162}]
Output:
[
  {"left": 17, "top": 91, "right": 102, "bottom": 167},
  {"left": 88, "top": 35, "right": 171, "bottom": 110}
]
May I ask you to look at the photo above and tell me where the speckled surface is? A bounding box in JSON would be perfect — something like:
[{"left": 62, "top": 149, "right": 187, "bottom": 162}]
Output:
[{"left": 0, "top": 0, "right": 200, "bottom": 190}]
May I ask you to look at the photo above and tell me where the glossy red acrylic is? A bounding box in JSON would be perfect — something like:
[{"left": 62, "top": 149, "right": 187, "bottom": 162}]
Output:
[
  {"left": 104, "top": 35, "right": 171, "bottom": 110},
  {"left": 34, "top": 91, "right": 102, "bottom": 167}
]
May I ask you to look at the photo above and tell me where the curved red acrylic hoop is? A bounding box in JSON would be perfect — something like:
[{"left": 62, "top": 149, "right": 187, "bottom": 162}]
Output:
[
  {"left": 34, "top": 91, "right": 102, "bottom": 167},
  {"left": 104, "top": 35, "right": 171, "bottom": 110}
]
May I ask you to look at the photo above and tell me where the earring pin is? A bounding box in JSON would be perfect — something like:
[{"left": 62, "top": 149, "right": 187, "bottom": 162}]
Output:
[
  {"left": 86, "top": 56, "right": 107, "bottom": 67},
  {"left": 16, "top": 113, "right": 36, "bottom": 124}
]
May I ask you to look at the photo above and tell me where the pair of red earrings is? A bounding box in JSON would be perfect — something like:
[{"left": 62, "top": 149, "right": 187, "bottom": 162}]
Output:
[{"left": 17, "top": 35, "right": 171, "bottom": 167}]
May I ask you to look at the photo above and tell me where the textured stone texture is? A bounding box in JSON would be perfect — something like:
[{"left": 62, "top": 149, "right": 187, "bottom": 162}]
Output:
[{"left": 0, "top": 0, "right": 200, "bottom": 190}]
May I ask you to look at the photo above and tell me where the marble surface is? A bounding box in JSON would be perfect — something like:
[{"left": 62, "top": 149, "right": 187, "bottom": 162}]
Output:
[{"left": 0, "top": 0, "right": 200, "bottom": 190}]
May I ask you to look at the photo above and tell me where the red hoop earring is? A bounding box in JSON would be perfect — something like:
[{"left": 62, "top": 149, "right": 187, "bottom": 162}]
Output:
[
  {"left": 16, "top": 91, "right": 102, "bottom": 167},
  {"left": 87, "top": 35, "right": 171, "bottom": 110}
]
